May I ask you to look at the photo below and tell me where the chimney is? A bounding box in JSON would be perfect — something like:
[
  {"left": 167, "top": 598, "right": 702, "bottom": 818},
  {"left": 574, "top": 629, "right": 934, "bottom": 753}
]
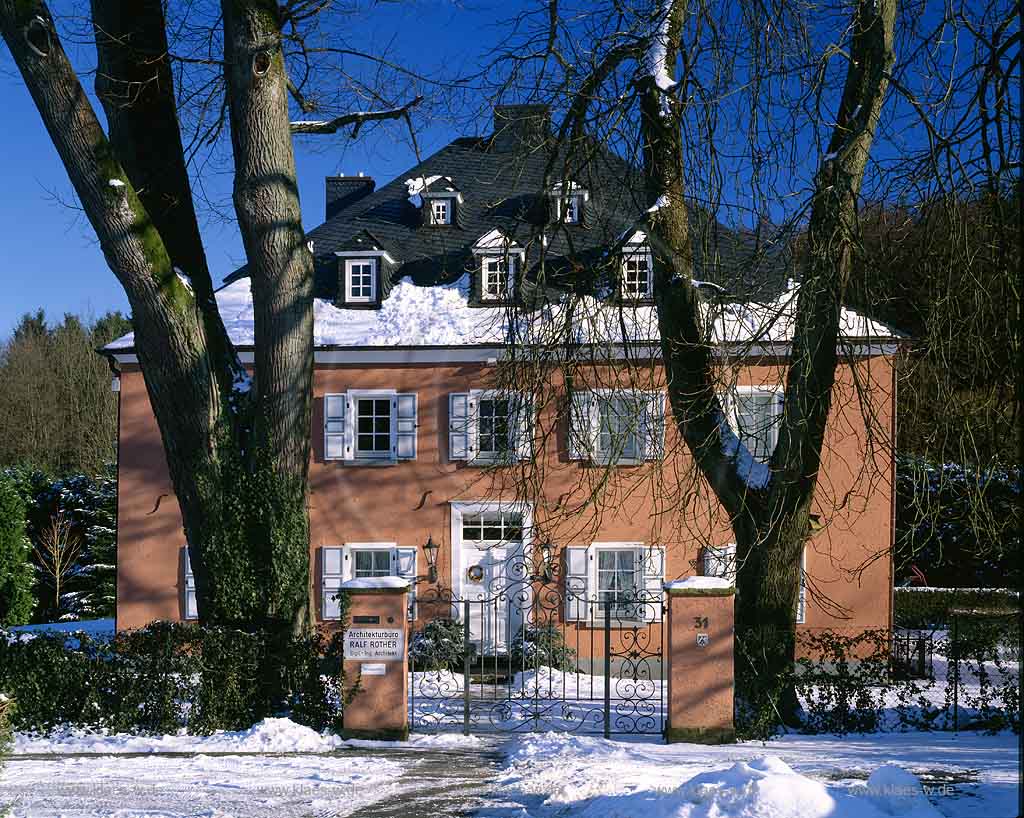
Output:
[
  {"left": 326, "top": 175, "right": 375, "bottom": 220},
  {"left": 492, "top": 104, "right": 551, "bottom": 153}
]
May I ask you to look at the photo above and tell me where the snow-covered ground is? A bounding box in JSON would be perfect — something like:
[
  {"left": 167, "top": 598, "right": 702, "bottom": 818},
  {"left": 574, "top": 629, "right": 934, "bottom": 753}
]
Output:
[
  {"left": 4, "top": 618, "right": 114, "bottom": 643},
  {"left": 493, "top": 731, "right": 1020, "bottom": 818},
  {"left": 3, "top": 719, "right": 1017, "bottom": 818}
]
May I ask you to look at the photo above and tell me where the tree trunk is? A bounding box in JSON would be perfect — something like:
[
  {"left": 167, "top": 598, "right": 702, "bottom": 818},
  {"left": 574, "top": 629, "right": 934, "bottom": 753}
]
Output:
[
  {"left": 0, "top": 1, "right": 315, "bottom": 654},
  {"left": 221, "top": 0, "right": 316, "bottom": 642}
]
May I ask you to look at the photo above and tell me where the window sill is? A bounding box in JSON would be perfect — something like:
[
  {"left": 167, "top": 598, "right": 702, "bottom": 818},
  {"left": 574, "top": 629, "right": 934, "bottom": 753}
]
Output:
[{"left": 326, "top": 457, "right": 399, "bottom": 467}]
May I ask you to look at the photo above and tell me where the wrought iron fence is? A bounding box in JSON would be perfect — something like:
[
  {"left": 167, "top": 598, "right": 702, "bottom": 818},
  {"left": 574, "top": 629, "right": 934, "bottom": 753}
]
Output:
[{"left": 407, "top": 573, "right": 664, "bottom": 735}]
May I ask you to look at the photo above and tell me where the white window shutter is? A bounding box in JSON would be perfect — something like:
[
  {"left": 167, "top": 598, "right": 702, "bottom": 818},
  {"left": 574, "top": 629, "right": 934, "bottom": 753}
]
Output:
[
  {"left": 797, "top": 547, "right": 807, "bottom": 624},
  {"left": 641, "top": 391, "right": 665, "bottom": 460},
  {"left": 564, "top": 546, "right": 590, "bottom": 621},
  {"left": 395, "top": 393, "right": 418, "bottom": 459},
  {"left": 324, "top": 394, "right": 349, "bottom": 461},
  {"left": 343, "top": 393, "right": 356, "bottom": 460},
  {"left": 320, "top": 546, "right": 345, "bottom": 620},
  {"left": 393, "top": 546, "right": 418, "bottom": 620},
  {"left": 183, "top": 547, "right": 198, "bottom": 620},
  {"left": 568, "top": 392, "right": 595, "bottom": 460},
  {"left": 702, "top": 543, "right": 737, "bottom": 581},
  {"left": 641, "top": 545, "right": 665, "bottom": 622},
  {"left": 513, "top": 393, "right": 534, "bottom": 461},
  {"left": 448, "top": 393, "right": 472, "bottom": 460}
]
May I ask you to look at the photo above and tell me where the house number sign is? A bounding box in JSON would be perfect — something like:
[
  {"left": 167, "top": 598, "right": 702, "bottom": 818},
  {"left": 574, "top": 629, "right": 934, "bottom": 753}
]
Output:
[
  {"left": 344, "top": 628, "right": 404, "bottom": 661},
  {"left": 694, "top": 616, "right": 710, "bottom": 648}
]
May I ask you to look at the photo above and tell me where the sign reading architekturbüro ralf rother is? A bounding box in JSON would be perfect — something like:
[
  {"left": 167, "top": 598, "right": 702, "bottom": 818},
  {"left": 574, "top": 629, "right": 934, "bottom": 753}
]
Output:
[{"left": 344, "top": 628, "right": 404, "bottom": 661}]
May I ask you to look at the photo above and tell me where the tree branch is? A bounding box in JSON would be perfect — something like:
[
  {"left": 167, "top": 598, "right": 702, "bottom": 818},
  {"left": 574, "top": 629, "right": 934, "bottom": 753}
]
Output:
[{"left": 289, "top": 95, "right": 423, "bottom": 136}]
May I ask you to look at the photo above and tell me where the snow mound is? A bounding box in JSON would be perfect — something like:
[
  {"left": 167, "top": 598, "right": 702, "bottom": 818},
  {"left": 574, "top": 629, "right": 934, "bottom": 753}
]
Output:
[
  {"left": 14, "top": 717, "right": 345, "bottom": 755},
  {"left": 563, "top": 756, "right": 944, "bottom": 818}
]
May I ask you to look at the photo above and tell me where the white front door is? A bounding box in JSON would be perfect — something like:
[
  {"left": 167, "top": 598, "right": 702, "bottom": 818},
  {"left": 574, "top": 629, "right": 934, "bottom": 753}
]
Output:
[{"left": 451, "top": 502, "right": 533, "bottom": 655}]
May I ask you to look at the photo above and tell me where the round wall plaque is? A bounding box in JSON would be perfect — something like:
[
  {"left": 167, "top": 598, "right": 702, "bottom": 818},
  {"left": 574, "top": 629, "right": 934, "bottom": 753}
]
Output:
[{"left": 466, "top": 564, "right": 485, "bottom": 583}]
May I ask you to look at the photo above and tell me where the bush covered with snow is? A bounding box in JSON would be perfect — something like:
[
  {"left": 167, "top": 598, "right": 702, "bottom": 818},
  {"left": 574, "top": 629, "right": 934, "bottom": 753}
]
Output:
[
  {"left": 408, "top": 618, "right": 473, "bottom": 671},
  {"left": 735, "top": 624, "right": 1020, "bottom": 738},
  {"left": 509, "top": 623, "right": 577, "bottom": 671},
  {"left": 0, "top": 620, "right": 348, "bottom": 736}
]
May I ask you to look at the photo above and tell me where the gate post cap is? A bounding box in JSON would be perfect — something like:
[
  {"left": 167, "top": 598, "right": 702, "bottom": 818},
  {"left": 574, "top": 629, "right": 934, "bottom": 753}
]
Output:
[{"left": 665, "top": 577, "right": 735, "bottom": 596}]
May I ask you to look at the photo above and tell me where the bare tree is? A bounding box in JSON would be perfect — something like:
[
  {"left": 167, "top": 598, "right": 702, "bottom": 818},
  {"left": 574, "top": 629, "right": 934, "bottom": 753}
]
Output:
[
  {"left": 33, "top": 511, "right": 83, "bottom": 618},
  {"left": 479, "top": 0, "right": 1018, "bottom": 728},
  {"left": 0, "top": 0, "right": 429, "bottom": 695}
]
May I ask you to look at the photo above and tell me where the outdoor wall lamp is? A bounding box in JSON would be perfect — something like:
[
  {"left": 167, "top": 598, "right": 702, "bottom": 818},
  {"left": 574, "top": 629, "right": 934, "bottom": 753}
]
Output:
[
  {"left": 423, "top": 535, "right": 440, "bottom": 583},
  {"left": 540, "top": 540, "right": 554, "bottom": 584}
]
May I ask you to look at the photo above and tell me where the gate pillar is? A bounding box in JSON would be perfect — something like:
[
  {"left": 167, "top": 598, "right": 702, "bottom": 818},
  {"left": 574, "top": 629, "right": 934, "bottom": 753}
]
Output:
[
  {"left": 340, "top": 578, "right": 409, "bottom": 741},
  {"left": 664, "top": 578, "right": 736, "bottom": 744}
]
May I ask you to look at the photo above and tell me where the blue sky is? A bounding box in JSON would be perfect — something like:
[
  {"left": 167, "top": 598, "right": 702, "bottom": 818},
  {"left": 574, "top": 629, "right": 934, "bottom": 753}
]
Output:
[{"left": 0, "top": 1, "right": 507, "bottom": 337}]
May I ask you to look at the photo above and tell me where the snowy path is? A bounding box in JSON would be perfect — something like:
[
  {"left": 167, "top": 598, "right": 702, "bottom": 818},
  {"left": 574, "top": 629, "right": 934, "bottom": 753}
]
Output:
[{"left": 0, "top": 744, "right": 505, "bottom": 817}]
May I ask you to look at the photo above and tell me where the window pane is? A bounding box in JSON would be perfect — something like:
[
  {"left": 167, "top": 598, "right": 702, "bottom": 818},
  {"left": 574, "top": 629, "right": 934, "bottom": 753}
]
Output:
[
  {"left": 478, "top": 398, "right": 511, "bottom": 456},
  {"left": 354, "top": 550, "right": 391, "bottom": 578},
  {"left": 355, "top": 398, "right": 391, "bottom": 455},
  {"left": 462, "top": 511, "right": 523, "bottom": 543},
  {"left": 596, "top": 549, "right": 640, "bottom": 617},
  {"left": 735, "top": 392, "right": 777, "bottom": 463}
]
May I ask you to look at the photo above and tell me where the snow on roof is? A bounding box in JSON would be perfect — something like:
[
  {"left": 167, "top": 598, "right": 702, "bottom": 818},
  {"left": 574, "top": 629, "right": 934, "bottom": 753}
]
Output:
[
  {"left": 405, "top": 175, "right": 456, "bottom": 208},
  {"left": 105, "top": 277, "right": 899, "bottom": 353},
  {"left": 472, "top": 228, "right": 521, "bottom": 252}
]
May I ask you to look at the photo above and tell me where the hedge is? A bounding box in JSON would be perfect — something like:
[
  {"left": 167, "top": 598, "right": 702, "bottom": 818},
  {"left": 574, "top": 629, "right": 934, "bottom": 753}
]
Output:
[
  {"left": 0, "top": 621, "right": 348, "bottom": 735},
  {"left": 894, "top": 587, "right": 1020, "bottom": 629}
]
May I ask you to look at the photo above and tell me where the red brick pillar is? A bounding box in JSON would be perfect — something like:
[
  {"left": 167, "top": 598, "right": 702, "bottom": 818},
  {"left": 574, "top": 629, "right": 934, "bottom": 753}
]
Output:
[
  {"left": 665, "top": 578, "right": 736, "bottom": 743},
  {"left": 340, "top": 580, "right": 409, "bottom": 740}
]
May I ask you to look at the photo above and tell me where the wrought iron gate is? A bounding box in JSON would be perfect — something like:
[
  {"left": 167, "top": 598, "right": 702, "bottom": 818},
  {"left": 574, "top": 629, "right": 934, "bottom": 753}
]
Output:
[{"left": 407, "top": 562, "right": 665, "bottom": 735}]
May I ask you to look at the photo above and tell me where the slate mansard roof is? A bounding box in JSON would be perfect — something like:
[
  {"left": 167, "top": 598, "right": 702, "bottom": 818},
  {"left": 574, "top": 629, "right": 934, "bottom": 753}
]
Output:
[{"left": 107, "top": 107, "right": 902, "bottom": 354}]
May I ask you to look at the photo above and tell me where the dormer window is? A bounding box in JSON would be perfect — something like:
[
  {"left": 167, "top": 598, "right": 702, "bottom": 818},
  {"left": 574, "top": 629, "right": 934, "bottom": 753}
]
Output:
[
  {"left": 334, "top": 238, "right": 396, "bottom": 308},
  {"left": 472, "top": 228, "right": 525, "bottom": 304},
  {"left": 481, "top": 255, "right": 517, "bottom": 300},
  {"left": 620, "top": 231, "right": 653, "bottom": 300},
  {"left": 550, "top": 182, "right": 589, "bottom": 225},
  {"left": 345, "top": 258, "right": 377, "bottom": 303},
  {"left": 430, "top": 198, "right": 453, "bottom": 225},
  {"left": 562, "top": 195, "right": 582, "bottom": 224},
  {"left": 405, "top": 175, "right": 462, "bottom": 227}
]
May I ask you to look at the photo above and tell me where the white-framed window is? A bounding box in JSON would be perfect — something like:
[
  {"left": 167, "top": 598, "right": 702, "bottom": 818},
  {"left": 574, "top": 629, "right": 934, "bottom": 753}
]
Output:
[
  {"left": 480, "top": 255, "right": 517, "bottom": 300},
  {"left": 320, "top": 543, "right": 418, "bottom": 620},
  {"left": 182, "top": 546, "right": 198, "bottom": 620},
  {"left": 564, "top": 543, "right": 664, "bottom": 623},
  {"left": 354, "top": 548, "right": 392, "bottom": 578},
  {"left": 324, "top": 390, "right": 417, "bottom": 463},
  {"left": 448, "top": 391, "right": 533, "bottom": 463},
  {"left": 345, "top": 258, "right": 377, "bottom": 303},
  {"left": 621, "top": 246, "right": 653, "bottom": 299},
  {"left": 555, "top": 193, "right": 583, "bottom": 224},
  {"left": 430, "top": 198, "right": 452, "bottom": 225},
  {"left": 355, "top": 395, "right": 393, "bottom": 459},
  {"left": 702, "top": 543, "right": 737, "bottom": 581},
  {"left": 568, "top": 389, "right": 664, "bottom": 464},
  {"left": 722, "top": 386, "right": 784, "bottom": 464}
]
